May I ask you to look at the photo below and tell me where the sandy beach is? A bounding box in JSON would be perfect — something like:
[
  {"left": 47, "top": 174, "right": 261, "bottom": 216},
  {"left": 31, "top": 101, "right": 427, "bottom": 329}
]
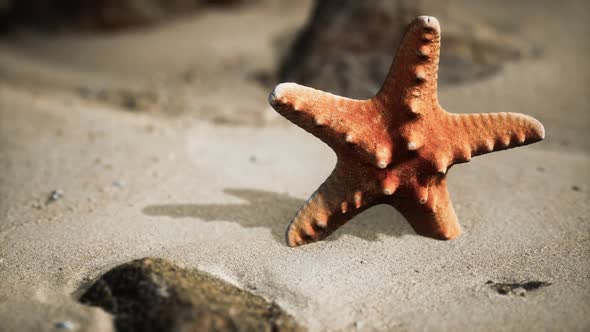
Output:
[{"left": 0, "top": 0, "right": 589, "bottom": 331}]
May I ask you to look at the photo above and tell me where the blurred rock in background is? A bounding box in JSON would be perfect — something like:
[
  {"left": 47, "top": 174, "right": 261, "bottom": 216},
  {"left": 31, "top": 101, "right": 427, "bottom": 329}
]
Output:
[
  {"left": 279, "top": 0, "right": 537, "bottom": 99},
  {"left": 0, "top": 0, "right": 256, "bottom": 31},
  {"left": 0, "top": 0, "right": 539, "bottom": 102}
]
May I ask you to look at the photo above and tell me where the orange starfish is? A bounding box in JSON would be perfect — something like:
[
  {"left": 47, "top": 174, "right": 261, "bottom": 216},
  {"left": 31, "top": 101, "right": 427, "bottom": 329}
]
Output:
[{"left": 268, "top": 16, "right": 545, "bottom": 247}]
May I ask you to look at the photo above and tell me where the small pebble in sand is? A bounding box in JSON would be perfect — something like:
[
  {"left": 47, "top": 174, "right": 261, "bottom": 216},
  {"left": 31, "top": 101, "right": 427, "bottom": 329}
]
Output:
[
  {"left": 47, "top": 190, "right": 64, "bottom": 203},
  {"left": 113, "top": 180, "right": 126, "bottom": 189},
  {"left": 571, "top": 185, "right": 581, "bottom": 192},
  {"left": 54, "top": 321, "right": 74, "bottom": 330}
]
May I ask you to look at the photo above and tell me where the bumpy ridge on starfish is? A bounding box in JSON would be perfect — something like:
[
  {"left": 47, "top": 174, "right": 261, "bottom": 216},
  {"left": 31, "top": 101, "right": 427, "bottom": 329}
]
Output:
[
  {"left": 449, "top": 113, "right": 545, "bottom": 160},
  {"left": 269, "top": 83, "right": 394, "bottom": 168},
  {"left": 269, "top": 16, "right": 545, "bottom": 247},
  {"left": 376, "top": 16, "right": 441, "bottom": 116},
  {"left": 285, "top": 161, "right": 379, "bottom": 247}
]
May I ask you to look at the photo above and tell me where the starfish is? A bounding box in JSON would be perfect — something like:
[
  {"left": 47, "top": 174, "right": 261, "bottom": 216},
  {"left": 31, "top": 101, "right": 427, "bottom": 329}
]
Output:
[{"left": 268, "top": 16, "right": 545, "bottom": 247}]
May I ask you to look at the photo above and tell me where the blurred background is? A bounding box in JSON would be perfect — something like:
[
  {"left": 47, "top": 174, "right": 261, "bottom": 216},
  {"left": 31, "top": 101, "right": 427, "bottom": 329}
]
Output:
[
  {"left": 0, "top": 0, "right": 587, "bottom": 144},
  {"left": 0, "top": 1, "right": 589, "bottom": 331}
]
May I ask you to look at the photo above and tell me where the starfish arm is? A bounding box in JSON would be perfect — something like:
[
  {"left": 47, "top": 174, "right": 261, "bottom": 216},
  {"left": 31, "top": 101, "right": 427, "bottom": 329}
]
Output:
[
  {"left": 374, "top": 16, "right": 441, "bottom": 116},
  {"left": 269, "top": 83, "right": 393, "bottom": 168},
  {"left": 285, "top": 163, "right": 377, "bottom": 247},
  {"left": 392, "top": 178, "right": 461, "bottom": 240},
  {"left": 446, "top": 112, "right": 545, "bottom": 163}
]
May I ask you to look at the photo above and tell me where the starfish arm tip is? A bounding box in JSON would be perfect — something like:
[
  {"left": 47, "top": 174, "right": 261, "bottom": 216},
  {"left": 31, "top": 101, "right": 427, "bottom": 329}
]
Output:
[
  {"left": 285, "top": 223, "right": 300, "bottom": 247},
  {"left": 268, "top": 82, "right": 299, "bottom": 106},
  {"left": 514, "top": 113, "right": 546, "bottom": 143},
  {"left": 415, "top": 16, "right": 441, "bottom": 33},
  {"left": 532, "top": 117, "right": 546, "bottom": 141},
  {"left": 436, "top": 227, "right": 462, "bottom": 240}
]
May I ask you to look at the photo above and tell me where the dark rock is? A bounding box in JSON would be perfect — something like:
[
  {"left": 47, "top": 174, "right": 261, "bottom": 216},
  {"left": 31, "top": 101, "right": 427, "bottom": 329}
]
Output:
[
  {"left": 279, "top": 0, "right": 534, "bottom": 99},
  {"left": 79, "top": 257, "right": 304, "bottom": 332},
  {"left": 487, "top": 280, "right": 552, "bottom": 296}
]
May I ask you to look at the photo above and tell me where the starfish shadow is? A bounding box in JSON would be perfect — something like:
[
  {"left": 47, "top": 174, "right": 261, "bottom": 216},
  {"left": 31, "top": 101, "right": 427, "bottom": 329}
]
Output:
[{"left": 142, "top": 188, "right": 414, "bottom": 244}]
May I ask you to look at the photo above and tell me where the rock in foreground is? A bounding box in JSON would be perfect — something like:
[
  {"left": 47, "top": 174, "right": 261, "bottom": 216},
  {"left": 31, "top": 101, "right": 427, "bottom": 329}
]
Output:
[{"left": 80, "top": 258, "right": 304, "bottom": 332}]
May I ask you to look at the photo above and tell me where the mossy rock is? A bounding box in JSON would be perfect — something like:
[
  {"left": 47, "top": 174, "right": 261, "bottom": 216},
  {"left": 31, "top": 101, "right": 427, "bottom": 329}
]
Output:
[{"left": 80, "top": 258, "right": 304, "bottom": 332}]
